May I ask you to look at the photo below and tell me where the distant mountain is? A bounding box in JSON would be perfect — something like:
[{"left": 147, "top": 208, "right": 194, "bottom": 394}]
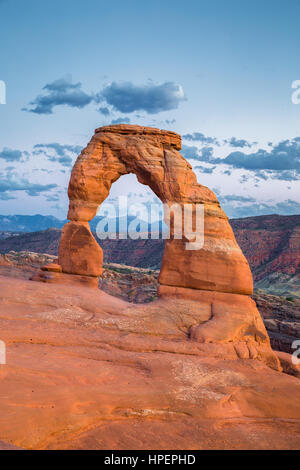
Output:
[
  {"left": 0, "top": 228, "right": 61, "bottom": 256},
  {"left": 0, "top": 214, "right": 164, "bottom": 233},
  {"left": 0, "top": 214, "right": 299, "bottom": 298},
  {"left": 0, "top": 215, "right": 66, "bottom": 232}
]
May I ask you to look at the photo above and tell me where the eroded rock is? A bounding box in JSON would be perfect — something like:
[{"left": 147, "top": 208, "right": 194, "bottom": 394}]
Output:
[
  {"left": 58, "top": 221, "right": 103, "bottom": 277},
  {"left": 62, "top": 124, "right": 252, "bottom": 295},
  {"left": 33, "top": 125, "right": 277, "bottom": 365}
]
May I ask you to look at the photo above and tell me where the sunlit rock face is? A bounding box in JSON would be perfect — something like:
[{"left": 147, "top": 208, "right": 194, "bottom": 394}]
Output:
[
  {"left": 61, "top": 124, "right": 253, "bottom": 295},
  {"left": 36, "top": 125, "right": 277, "bottom": 366}
]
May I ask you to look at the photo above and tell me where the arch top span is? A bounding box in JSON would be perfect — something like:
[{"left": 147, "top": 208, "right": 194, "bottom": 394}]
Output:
[
  {"left": 67, "top": 124, "right": 218, "bottom": 223},
  {"left": 94, "top": 124, "right": 182, "bottom": 150}
]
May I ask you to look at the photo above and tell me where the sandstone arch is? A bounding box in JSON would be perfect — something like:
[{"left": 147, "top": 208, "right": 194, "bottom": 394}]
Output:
[
  {"left": 59, "top": 124, "right": 253, "bottom": 296},
  {"left": 36, "top": 124, "right": 278, "bottom": 366}
]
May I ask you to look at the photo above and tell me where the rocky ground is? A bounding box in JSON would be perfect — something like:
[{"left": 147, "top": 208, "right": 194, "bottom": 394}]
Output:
[
  {"left": 0, "top": 252, "right": 158, "bottom": 303},
  {"left": 1, "top": 272, "right": 300, "bottom": 449},
  {"left": 100, "top": 263, "right": 158, "bottom": 304},
  {"left": 1, "top": 251, "right": 300, "bottom": 356},
  {"left": 1, "top": 250, "right": 300, "bottom": 449}
]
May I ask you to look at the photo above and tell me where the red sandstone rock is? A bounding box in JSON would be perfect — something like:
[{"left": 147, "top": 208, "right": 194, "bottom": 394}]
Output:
[
  {"left": 158, "top": 285, "right": 279, "bottom": 369},
  {"left": 276, "top": 351, "right": 300, "bottom": 378},
  {"left": 58, "top": 221, "right": 103, "bottom": 276},
  {"left": 41, "top": 263, "right": 62, "bottom": 273},
  {"left": 62, "top": 124, "right": 252, "bottom": 296},
  {"left": 31, "top": 266, "right": 99, "bottom": 288},
  {"left": 48, "top": 125, "right": 273, "bottom": 360},
  {"left": 0, "top": 275, "right": 300, "bottom": 450}
]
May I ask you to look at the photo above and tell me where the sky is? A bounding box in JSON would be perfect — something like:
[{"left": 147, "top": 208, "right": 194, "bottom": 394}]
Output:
[{"left": 0, "top": 0, "right": 300, "bottom": 219}]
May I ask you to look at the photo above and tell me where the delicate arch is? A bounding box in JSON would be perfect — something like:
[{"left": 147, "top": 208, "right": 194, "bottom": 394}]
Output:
[{"left": 58, "top": 124, "right": 253, "bottom": 296}]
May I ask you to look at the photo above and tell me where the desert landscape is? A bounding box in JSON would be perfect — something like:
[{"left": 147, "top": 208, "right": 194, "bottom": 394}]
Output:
[
  {"left": 0, "top": 124, "right": 299, "bottom": 450},
  {"left": 1, "top": 0, "right": 300, "bottom": 454}
]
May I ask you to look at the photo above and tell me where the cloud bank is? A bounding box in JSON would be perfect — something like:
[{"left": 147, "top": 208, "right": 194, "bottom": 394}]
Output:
[
  {"left": 33, "top": 143, "right": 83, "bottom": 167},
  {"left": 97, "top": 81, "right": 186, "bottom": 114},
  {"left": 24, "top": 78, "right": 186, "bottom": 115},
  {"left": 0, "top": 173, "right": 57, "bottom": 198},
  {"left": 183, "top": 138, "right": 300, "bottom": 181},
  {"left": 183, "top": 132, "right": 219, "bottom": 145},
  {"left": 23, "top": 78, "right": 94, "bottom": 114},
  {"left": 0, "top": 148, "right": 26, "bottom": 162}
]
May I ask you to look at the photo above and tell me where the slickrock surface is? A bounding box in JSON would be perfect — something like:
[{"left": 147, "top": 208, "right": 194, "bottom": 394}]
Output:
[
  {"left": 1, "top": 275, "right": 300, "bottom": 450},
  {"left": 2, "top": 255, "right": 300, "bottom": 355}
]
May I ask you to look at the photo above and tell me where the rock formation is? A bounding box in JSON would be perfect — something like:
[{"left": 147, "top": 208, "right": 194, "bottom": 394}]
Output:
[
  {"left": 3, "top": 253, "right": 300, "bottom": 355},
  {"left": 61, "top": 125, "right": 252, "bottom": 293},
  {"left": 2, "top": 126, "right": 300, "bottom": 448},
  {"left": 1, "top": 275, "right": 300, "bottom": 449},
  {"left": 35, "top": 125, "right": 279, "bottom": 367}
]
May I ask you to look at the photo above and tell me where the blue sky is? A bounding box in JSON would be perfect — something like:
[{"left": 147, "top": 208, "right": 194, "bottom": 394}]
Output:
[{"left": 0, "top": 0, "right": 300, "bottom": 219}]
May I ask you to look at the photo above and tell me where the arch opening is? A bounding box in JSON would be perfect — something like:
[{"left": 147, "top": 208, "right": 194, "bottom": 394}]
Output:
[{"left": 90, "top": 173, "right": 165, "bottom": 303}]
